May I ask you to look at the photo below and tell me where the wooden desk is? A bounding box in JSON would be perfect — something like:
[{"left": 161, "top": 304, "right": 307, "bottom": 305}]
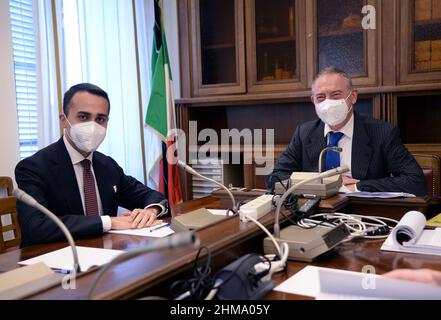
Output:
[
  {"left": 0, "top": 196, "right": 438, "bottom": 300},
  {"left": 212, "top": 189, "right": 431, "bottom": 220}
]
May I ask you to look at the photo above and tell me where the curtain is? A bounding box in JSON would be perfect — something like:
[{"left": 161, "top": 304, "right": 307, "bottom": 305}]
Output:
[
  {"left": 57, "top": 0, "right": 147, "bottom": 183},
  {"left": 37, "top": 0, "right": 61, "bottom": 147}
]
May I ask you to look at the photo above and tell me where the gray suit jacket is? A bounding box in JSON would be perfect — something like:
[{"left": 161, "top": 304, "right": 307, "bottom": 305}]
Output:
[{"left": 266, "top": 112, "right": 427, "bottom": 196}]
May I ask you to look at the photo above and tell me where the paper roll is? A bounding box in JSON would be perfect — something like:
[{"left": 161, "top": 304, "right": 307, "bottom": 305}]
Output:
[{"left": 392, "top": 211, "right": 426, "bottom": 247}]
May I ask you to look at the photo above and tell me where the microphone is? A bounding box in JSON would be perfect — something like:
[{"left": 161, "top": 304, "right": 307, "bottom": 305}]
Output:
[
  {"left": 318, "top": 147, "right": 343, "bottom": 173},
  {"left": 178, "top": 160, "right": 237, "bottom": 212},
  {"left": 13, "top": 188, "right": 80, "bottom": 273},
  {"left": 88, "top": 231, "right": 199, "bottom": 299},
  {"left": 273, "top": 165, "right": 349, "bottom": 237}
]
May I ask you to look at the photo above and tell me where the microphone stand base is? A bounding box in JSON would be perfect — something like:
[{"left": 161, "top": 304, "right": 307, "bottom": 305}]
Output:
[
  {"left": 263, "top": 224, "right": 350, "bottom": 262},
  {"left": 171, "top": 208, "right": 228, "bottom": 232}
]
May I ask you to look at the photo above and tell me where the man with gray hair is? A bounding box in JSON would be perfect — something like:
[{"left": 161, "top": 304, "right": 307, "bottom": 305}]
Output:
[{"left": 266, "top": 67, "right": 426, "bottom": 196}]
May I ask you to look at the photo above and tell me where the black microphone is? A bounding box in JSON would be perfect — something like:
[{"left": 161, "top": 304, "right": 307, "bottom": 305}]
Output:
[
  {"left": 88, "top": 231, "right": 199, "bottom": 299},
  {"left": 13, "top": 188, "right": 80, "bottom": 273},
  {"left": 178, "top": 160, "right": 238, "bottom": 213}
]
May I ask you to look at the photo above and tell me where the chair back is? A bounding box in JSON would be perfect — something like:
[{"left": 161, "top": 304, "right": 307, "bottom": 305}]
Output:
[
  {"left": 0, "top": 196, "right": 21, "bottom": 253},
  {"left": 413, "top": 154, "right": 441, "bottom": 197},
  {"left": 0, "top": 177, "right": 13, "bottom": 197}
]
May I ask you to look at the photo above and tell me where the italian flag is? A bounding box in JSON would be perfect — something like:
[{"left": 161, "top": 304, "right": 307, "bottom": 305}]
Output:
[{"left": 145, "top": 0, "right": 182, "bottom": 208}]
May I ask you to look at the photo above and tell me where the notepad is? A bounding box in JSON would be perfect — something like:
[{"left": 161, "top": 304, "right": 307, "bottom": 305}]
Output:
[
  {"left": 381, "top": 210, "right": 441, "bottom": 256},
  {"left": 274, "top": 266, "right": 441, "bottom": 299},
  {"left": 19, "top": 246, "right": 124, "bottom": 272}
]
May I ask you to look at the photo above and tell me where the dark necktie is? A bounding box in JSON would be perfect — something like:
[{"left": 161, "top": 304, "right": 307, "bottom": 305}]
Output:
[
  {"left": 325, "top": 132, "right": 344, "bottom": 171},
  {"left": 81, "top": 159, "right": 99, "bottom": 216}
]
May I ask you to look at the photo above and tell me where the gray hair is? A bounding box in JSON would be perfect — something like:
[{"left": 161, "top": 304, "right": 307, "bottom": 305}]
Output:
[{"left": 312, "top": 67, "right": 353, "bottom": 93}]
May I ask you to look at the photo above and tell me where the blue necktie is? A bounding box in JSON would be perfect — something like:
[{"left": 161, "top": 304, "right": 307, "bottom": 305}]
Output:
[{"left": 325, "top": 132, "right": 344, "bottom": 171}]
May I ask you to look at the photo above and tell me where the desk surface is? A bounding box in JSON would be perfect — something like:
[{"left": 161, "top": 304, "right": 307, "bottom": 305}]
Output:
[{"left": 0, "top": 196, "right": 439, "bottom": 300}]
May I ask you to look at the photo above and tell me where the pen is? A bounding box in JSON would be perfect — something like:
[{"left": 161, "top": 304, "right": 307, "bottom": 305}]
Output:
[{"left": 149, "top": 222, "right": 171, "bottom": 233}]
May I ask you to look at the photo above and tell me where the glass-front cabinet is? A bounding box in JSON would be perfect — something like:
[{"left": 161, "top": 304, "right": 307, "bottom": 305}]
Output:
[
  {"left": 314, "top": 0, "right": 378, "bottom": 86},
  {"left": 245, "top": 0, "right": 307, "bottom": 93},
  {"left": 400, "top": 0, "right": 441, "bottom": 83},
  {"left": 190, "top": 0, "right": 246, "bottom": 96}
]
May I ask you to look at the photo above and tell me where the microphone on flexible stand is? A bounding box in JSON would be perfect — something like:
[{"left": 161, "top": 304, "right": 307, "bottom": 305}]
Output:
[
  {"left": 273, "top": 165, "right": 349, "bottom": 237},
  {"left": 13, "top": 188, "right": 79, "bottom": 273},
  {"left": 178, "top": 160, "right": 238, "bottom": 213},
  {"left": 0, "top": 188, "right": 80, "bottom": 300},
  {"left": 170, "top": 161, "right": 239, "bottom": 233},
  {"left": 274, "top": 147, "right": 345, "bottom": 198},
  {"left": 263, "top": 166, "right": 351, "bottom": 262},
  {"left": 318, "top": 146, "right": 343, "bottom": 173},
  {"left": 88, "top": 231, "right": 199, "bottom": 299}
]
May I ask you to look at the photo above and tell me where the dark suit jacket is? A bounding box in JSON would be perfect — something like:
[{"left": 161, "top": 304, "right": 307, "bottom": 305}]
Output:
[
  {"left": 266, "top": 112, "right": 427, "bottom": 196},
  {"left": 15, "top": 138, "right": 166, "bottom": 247}
]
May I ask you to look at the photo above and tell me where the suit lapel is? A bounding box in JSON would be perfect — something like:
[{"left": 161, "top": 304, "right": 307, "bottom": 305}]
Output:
[
  {"left": 52, "top": 138, "right": 85, "bottom": 215},
  {"left": 93, "top": 154, "right": 116, "bottom": 215},
  {"left": 305, "top": 122, "right": 326, "bottom": 171},
  {"left": 351, "top": 113, "right": 373, "bottom": 179}
]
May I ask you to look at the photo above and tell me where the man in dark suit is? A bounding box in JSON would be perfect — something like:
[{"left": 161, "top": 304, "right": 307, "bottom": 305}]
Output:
[
  {"left": 266, "top": 67, "right": 426, "bottom": 196},
  {"left": 15, "top": 83, "right": 168, "bottom": 247}
]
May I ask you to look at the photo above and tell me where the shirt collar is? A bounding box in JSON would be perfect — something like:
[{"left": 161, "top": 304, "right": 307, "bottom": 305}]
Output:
[
  {"left": 63, "top": 135, "right": 93, "bottom": 165},
  {"left": 324, "top": 113, "right": 354, "bottom": 139}
]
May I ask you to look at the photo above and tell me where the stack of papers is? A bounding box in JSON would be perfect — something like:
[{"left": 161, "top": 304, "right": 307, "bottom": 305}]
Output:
[
  {"left": 274, "top": 266, "right": 441, "bottom": 299},
  {"left": 381, "top": 210, "right": 441, "bottom": 256}
]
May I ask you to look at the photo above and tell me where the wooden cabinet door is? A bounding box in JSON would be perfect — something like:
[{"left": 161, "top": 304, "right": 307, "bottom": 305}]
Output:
[
  {"left": 309, "top": 0, "right": 378, "bottom": 87},
  {"left": 189, "top": 0, "right": 246, "bottom": 96},
  {"left": 399, "top": 0, "right": 441, "bottom": 84},
  {"left": 245, "top": 0, "right": 308, "bottom": 93}
]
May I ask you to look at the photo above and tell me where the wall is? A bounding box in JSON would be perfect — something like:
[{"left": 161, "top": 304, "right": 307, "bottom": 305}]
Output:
[{"left": 0, "top": 0, "right": 20, "bottom": 182}]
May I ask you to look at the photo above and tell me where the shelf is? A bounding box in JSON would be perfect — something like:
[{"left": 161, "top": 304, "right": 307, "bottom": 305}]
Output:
[
  {"left": 318, "top": 29, "right": 363, "bottom": 38},
  {"left": 203, "top": 43, "right": 235, "bottom": 50},
  {"left": 189, "top": 144, "right": 288, "bottom": 154},
  {"left": 257, "top": 35, "right": 296, "bottom": 45},
  {"left": 415, "top": 18, "right": 441, "bottom": 26}
]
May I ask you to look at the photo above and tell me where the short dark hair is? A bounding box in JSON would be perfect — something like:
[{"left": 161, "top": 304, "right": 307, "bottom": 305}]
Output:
[
  {"left": 63, "top": 83, "right": 110, "bottom": 116},
  {"left": 312, "top": 66, "right": 353, "bottom": 93}
]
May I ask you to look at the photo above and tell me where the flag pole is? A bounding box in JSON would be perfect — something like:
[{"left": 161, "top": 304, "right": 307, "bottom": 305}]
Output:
[{"left": 132, "top": 0, "right": 148, "bottom": 185}]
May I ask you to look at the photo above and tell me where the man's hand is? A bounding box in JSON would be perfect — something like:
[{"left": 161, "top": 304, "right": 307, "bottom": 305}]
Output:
[
  {"left": 110, "top": 216, "right": 133, "bottom": 230},
  {"left": 342, "top": 176, "right": 360, "bottom": 192},
  {"left": 124, "top": 208, "right": 163, "bottom": 229},
  {"left": 110, "top": 208, "right": 163, "bottom": 230},
  {"left": 383, "top": 268, "right": 441, "bottom": 286}
]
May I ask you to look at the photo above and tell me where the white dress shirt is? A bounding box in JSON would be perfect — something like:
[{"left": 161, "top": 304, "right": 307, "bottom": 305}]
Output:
[
  {"left": 63, "top": 136, "right": 112, "bottom": 231},
  {"left": 324, "top": 114, "right": 359, "bottom": 193}
]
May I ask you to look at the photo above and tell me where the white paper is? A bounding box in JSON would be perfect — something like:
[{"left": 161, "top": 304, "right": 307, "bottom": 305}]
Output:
[
  {"left": 18, "top": 246, "right": 123, "bottom": 272},
  {"left": 275, "top": 266, "right": 441, "bottom": 300},
  {"left": 274, "top": 266, "right": 320, "bottom": 298},
  {"left": 109, "top": 222, "right": 175, "bottom": 238},
  {"left": 345, "top": 192, "right": 416, "bottom": 198},
  {"left": 207, "top": 209, "right": 230, "bottom": 216}
]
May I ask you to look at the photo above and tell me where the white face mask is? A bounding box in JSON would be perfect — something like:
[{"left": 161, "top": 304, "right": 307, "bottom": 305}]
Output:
[
  {"left": 64, "top": 116, "right": 107, "bottom": 153},
  {"left": 315, "top": 92, "right": 353, "bottom": 127}
]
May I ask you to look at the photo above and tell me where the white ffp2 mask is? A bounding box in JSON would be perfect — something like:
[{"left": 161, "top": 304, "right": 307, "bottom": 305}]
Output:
[
  {"left": 315, "top": 92, "right": 352, "bottom": 127},
  {"left": 64, "top": 117, "right": 107, "bottom": 153}
]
